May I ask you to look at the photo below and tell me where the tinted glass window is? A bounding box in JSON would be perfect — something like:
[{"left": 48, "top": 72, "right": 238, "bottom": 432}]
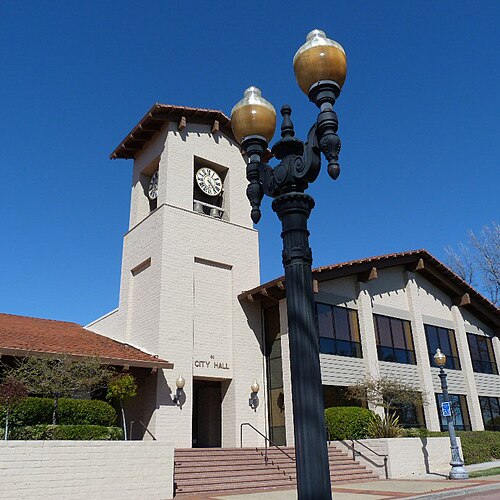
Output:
[
  {"left": 479, "top": 396, "right": 500, "bottom": 431},
  {"left": 468, "top": 333, "right": 498, "bottom": 375},
  {"left": 316, "top": 303, "right": 362, "bottom": 359},
  {"left": 374, "top": 314, "right": 416, "bottom": 365},
  {"left": 425, "top": 325, "right": 461, "bottom": 370},
  {"left": 436, "top": 393, "right": 471, "bottom": 431}
]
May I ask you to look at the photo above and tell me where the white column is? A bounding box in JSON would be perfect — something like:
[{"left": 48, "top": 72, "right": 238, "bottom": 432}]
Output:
[
  {"left": 451, "top": 306, "right": 484, "bottom": 430},
  {"left": 355, "top": 281, "right": 383, "bottom": 417},
  {"left": 405, "top": 272, "right": 441, "bottom": 431}
]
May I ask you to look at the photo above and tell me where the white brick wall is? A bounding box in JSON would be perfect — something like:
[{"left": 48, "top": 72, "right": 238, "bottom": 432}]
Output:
[
  {"left": 0, "top": 441, "right": 174, "bottom": 500},
  {"left": 88, "top": 122, "right": 264, "bottom": 448}
]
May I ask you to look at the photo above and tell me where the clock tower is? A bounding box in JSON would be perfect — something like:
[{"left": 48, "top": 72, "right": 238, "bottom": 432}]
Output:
[{"left": 87, "top": 104, "right": 265, "bottom": 448}]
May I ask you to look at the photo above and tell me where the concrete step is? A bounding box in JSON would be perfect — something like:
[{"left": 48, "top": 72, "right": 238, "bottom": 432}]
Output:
[{"left": 174, "top": 444, "right": 377, "bottom": 496}]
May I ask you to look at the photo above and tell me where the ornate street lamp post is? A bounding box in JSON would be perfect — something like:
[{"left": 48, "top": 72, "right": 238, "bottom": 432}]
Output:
[
  {"left": 434, "top": 348, "right": 469, "bottom": 479},
  {"left": 231, "top": 29, "right": 347, "bottom": 500}
]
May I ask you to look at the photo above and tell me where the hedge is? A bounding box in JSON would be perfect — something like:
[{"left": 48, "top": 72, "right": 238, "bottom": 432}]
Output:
[
  {"left": 324, "top": 406, "right": 373, "bottom": 440},
  {"left": 428, "top": 431, "right": 500, "bottom": 465},
  {"left": 0, "top": 425, "right": 123, "bottom": 441},
  {"left": 1, "top": 397, "right": 117, "bottom": 427}
]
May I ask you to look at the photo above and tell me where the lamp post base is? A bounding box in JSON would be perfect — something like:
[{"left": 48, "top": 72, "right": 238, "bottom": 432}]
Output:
[
  {"left": 449, "top": 462, "right": 469, "bottom": 480},
  {"left": 449, "top": 466, "right": 469, "bottom": 480}
]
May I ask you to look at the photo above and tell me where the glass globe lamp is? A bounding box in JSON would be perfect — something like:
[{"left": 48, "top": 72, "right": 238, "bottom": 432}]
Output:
[
  {"left": 293, "top": 29, "right": 347, "bottom": 95},
  {"left": 434, "top": 348, "right": 447, "bottom": 367},
  {"left": 176, "top": 375, "right": 186, "bottom": 390},
  {"left": 251, "top": 380, "right": 260, "bottom": 394},
  {"left": 230, "top": 86, "right": 276, "bottom": 143}
]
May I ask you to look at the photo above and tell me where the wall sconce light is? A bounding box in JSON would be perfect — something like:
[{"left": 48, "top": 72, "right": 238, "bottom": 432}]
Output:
[
  {"left": 249, "top": 380, "right": 260, "bottom": 411},
  {"left": 172, "top": 374, "right": 185, "bottom": 406}
]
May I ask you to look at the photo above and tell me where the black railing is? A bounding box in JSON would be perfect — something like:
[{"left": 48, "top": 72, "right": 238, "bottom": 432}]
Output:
[
  {"left": 240, "top": 422, "right": 295, "bottom": 464},
  {"left": 345, "top": 439, "right": 388, "bottom": 479},
  {"left": 129, "top": 420, "right": 157, "bottom": 441},
  {"left": 326, "top": 427, "right": 388, "bottom": 479}
]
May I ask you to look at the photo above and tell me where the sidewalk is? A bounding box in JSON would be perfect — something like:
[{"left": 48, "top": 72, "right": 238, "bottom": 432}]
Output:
[{"left": 186, "top": 467, "right": 500, "bottom": 499}]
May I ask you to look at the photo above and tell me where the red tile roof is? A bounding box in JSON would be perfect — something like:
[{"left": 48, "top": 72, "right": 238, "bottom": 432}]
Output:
[
  {"left": 0, "top": 313, "right": 173, "bottom": 369},
  {"left": 111, "top": 103, "right": 234, "bottom": 159},
  {"left": 240, "top": 249, "right": 500, "bottom": 331}
]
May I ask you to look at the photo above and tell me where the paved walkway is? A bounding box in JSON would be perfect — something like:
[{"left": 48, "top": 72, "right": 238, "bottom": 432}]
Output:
[{"left": 184, "top": 474, "right": 500, "bottom": 499}]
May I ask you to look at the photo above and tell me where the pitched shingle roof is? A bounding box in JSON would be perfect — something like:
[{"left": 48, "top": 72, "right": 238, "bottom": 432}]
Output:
[{"left": 0, "top": 313, "right": 173, "bottom": 369}]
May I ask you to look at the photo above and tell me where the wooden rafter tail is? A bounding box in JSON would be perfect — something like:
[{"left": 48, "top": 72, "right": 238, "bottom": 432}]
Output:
[
  {"left": 178, "top": 116, "right": 187, "bottom": 131},
  {"left": 358, "top": 266, "right": 378, "bottom": 283},
  {"left": 454, "top": 293, "right": 471, "bottom": 307}
]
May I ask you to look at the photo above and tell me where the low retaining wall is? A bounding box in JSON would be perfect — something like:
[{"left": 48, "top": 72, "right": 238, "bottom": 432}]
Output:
[
  {"left": 335, "top": 437, "right": 462, "bottom": 478},
  {"left": 0, "top": 441, "right": 174, "bottom": 499}
]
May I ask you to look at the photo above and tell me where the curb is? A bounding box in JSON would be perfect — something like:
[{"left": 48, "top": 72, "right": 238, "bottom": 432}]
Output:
[{"left": 409, "top": 481, "right": 500, "bottom": 499}]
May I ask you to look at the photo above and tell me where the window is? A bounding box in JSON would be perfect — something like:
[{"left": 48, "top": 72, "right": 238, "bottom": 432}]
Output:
[
  {"left": 479, "top": 396, "right": 500, "bottom": 431},
  {"left": 323, "top": 385, "right": 365, "bottom": 409},
  {"left": 392, "top": 401, "right": 426, "bottom": 428},
  {"left": 373, "top": 314, "right": 416, "bottom": 365},
  {"left": 264, "top": 306, "right": 286, "bottom": 445},
  {"left": 316, "top": 303, "right": 362, "bottom": 358},
  {"left": 467, "top": 334, "right": 498, "bottom": 375},
  {"left": 424, "top": 324, "right": 461, "bottom": 370},
  {"left": 436, "top": 394, "right": 471, "bottom": 431}
]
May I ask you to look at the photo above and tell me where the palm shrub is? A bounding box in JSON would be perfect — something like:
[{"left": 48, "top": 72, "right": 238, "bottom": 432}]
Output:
[
  {"left": 367, "top": 412, "right": 403, "bottom": 438},
  {"left": 324, "top": 406, "right": 373, "bottom": 440}
]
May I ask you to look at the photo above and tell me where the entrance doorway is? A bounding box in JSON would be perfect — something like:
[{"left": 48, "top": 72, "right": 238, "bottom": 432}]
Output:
[{"left": 192, "top": 380, "right": 222, "bottom": 448}]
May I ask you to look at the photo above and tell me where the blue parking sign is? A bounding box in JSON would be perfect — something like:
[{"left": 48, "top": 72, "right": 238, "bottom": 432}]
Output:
[{"left": 441, "top": 401, "right": 452, "bottom": 417}]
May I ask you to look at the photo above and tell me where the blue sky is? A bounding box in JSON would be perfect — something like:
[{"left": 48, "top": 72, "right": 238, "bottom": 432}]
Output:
[{"left": 1, "top": 1, "right": 498, "bottom": 325}]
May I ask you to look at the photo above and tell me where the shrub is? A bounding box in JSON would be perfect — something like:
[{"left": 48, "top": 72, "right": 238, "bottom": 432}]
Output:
[
  {"left": 7, "top": 424, "right": 123, "bottom": 440},
  {"left": 367, "top": 412, "right": 403, "bottom": 438},
  {"left": 1, "top": 397, "right": 53, "bottom": 426},
  {"left": 401, "top": 427, "right": 429, "bottom": 438},
  {"left": 428, "top": 431, "right": 500, "bottom": 465},
  {"left": 324, "top": 406, "right": 373, "bottom": 440},
  {"left": 1, "top": 397, "right": 117, "bottom": 427},
  {"left": 58, "top": 399, "right": 116, "bottom": 426}
]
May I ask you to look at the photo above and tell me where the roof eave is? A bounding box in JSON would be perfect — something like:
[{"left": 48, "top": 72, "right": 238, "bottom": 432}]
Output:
[
  {"left": 110, "top": 103, "right": 235, "bottom": 160},
  {"left": 0, "top": 347, "right": 174, "bottom": 369},
  {"left": 239, "top": 249, "right": 500, "bottom": 331}
]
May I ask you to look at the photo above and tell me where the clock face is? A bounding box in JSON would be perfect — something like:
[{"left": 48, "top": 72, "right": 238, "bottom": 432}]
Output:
[
  {"left": 148, "top": 171, "right": 159, "bottom": 200},
  {"left": 196, "top": 167, "right": 222, "bottom": 197}
]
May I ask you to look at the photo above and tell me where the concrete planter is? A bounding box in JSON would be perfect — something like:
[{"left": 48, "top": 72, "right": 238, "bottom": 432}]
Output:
[{"left": 335, "top": 437, "right": 462, "bottom": 478}]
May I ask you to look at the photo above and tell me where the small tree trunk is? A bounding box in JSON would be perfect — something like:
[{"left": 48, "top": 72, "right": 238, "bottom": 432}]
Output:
[
  {"left": 4, "top": 409, "right": 8, "bottom": 441},
  {"left": 52, "top": 396, "right": 59, "bottom": 425},
  {"left": 120, "top": 401, "right": 127, "bottom": 441}
]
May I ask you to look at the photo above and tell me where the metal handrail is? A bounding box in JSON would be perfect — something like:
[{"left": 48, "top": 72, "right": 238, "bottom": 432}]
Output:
[
  {"left": 240, "top": 422, "right": 295, "bottom": 464},
  {"left": 344, "top": 439, "right": 389, "bottom": 479},
  {"left": 129, "top": 420, "right": 157, "bottom": 441}
]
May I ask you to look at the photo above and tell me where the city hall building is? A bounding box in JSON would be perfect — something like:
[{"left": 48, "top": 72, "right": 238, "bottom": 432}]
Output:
[{"left": 3, "top": 103, "right": 499, "bottom": 450}]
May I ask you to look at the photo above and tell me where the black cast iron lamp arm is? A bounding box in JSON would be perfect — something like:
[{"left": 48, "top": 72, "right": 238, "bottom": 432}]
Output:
[
  {"left": 434, "top": 349, "right": 468, "bottom": 480},
  {"left": 231, "top": 29, "right": 347, "bottom": 500},
  {"left": 242, "top": 88, "right": 341, "bottom": 224}
]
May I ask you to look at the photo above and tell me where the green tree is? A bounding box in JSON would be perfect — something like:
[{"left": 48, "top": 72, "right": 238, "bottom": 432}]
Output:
[
  {"left": 347, "top": 376, "right": 427, "bottom": 417},
  {"left": 8, "top": 356, "right": 112, "bottom": 425},
  {"left": 107, "top": 374, "right": 137, "bottom": 440},
  {"left": 0, "top": 376, "right": 27, "bottom": 440}
]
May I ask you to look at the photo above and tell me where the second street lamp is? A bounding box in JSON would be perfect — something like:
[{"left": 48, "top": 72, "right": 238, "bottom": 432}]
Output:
[
  {"left": 231, "top": 29, "right": 347, "bottom": 500},
  {"left": 434, "top": 348, "right": 469, "bottom": 479}
]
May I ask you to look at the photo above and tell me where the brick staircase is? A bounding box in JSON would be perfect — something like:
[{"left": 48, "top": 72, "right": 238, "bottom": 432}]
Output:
[{"left": 174, "top": 444, "right": 378, "bottom": 497}]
